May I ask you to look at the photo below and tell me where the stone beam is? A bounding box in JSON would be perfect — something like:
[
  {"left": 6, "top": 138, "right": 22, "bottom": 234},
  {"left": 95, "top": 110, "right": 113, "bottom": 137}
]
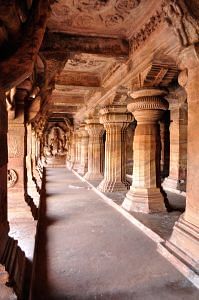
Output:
[
  {"left": 41, "top": 32, "right": 129, "bottom": 57},
  {"left": 49, "top": 106, "right": 78, "bottom": 114}
]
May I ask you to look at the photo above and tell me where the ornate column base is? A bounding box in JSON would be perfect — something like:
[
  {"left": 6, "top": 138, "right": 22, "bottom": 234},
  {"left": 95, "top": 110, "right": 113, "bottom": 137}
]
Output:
[
  {"left": 158, "top": 215, "right": 199, "bottom": 287},
  {"left": 84, "top": 171, "right": 103, "bottom": 181},
  {"left": 97, "top": 179, "right": 127, "bottom": 192},
  {"left": 122, "top": 187, "right": 166, "bottom": 213}
]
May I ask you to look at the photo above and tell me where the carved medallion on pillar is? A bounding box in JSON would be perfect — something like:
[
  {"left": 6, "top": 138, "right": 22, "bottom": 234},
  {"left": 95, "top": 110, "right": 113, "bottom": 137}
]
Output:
[
  {"left": 122, "top": 88, "right": 168, "bottom": 213},
  {"left": 97, "top": 104, "right": 132, "bottom": 192}
]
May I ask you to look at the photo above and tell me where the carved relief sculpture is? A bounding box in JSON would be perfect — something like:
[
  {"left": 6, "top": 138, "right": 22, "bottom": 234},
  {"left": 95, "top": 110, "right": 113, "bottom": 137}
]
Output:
[
  {"left": 163, "top": 0, "right": 199, "bottom": 46},
  {"left": 7, "top": 169, "right": 18, "bottom": 188}
]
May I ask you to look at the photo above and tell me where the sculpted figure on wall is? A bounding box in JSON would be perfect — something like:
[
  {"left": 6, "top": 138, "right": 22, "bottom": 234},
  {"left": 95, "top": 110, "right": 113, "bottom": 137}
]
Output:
[
  {"left": 49, "top": 128, "right": 65, "bottom": 156},
  {"left": 44, "top": 126, "right": 67, "bottom": 159}
]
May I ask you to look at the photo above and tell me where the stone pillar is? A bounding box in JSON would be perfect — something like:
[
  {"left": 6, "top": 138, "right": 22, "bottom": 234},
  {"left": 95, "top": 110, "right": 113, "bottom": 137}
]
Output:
[
  {"left": 97, "top": 105, "right": 132, "bottom": 192},
  {"left": 163, "top": 45, "right": 199, "bottom": 274},
  {"left": 67, "top": 131, "right": 75, "bottom": 169},
  {"left": 163, "top": 101, "right": 187, "bottom": 193},
  {"left": 26, "top": 124, "right": 39, "bottom": 205},
  {"left": 73, "top": 129, "right": 81, "bottom": 170},
  {"left": 31, "top": 130, "right": 37, "bottom": 179},
  {"left": 78, "top": 125, "right": 89, "bottom": 175},
  {"left": 84, "top": 116, "right": 104, "bottom": 181},
  {"left": 159, "top": 113, "right": 170, "bottom": 179},
  {"left": 0, "top": 89, "right": 9, "bottom": 259},
  {"left": 8, "top": 96, "right": 26, "bottom": 194},
  {"left": 122, "top": 88, "right": 168, "bottom": 213}
]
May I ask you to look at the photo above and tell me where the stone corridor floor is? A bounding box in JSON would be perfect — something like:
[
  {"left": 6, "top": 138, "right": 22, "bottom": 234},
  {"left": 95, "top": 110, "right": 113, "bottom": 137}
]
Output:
[{"left": 30, "top": 168, "right": 199, "bottom": 300}]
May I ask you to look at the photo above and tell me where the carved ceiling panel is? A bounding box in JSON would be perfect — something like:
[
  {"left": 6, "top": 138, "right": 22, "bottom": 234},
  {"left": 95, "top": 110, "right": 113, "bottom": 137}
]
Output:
[{"left": 48, "top": 0, "right": 161, "bottom": 38}]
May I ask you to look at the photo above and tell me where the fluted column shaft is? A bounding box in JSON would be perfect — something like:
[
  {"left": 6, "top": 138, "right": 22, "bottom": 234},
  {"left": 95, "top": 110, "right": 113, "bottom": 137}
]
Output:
[
  {"left": 78, "top": 126, "right": 89, "bottom": 175},
  {"left": 84, "top": 117, "right": 103, "bottom": 180},
  {"left": 122, "top": 90, "right": 168, "bottom": 213},
  {"left": 97, "top": 106, "right": 132, "bottom": 192}
]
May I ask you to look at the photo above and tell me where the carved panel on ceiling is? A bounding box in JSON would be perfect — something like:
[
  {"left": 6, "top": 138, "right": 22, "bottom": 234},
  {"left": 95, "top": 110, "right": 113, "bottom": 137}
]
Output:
[
  {"left": 67, "top": 58, "right": 105, "bottom": 70},
  {"left": 74, "top": 0, "right": 109, "bottom": 12},
  {"left": 49, "top": 0, "right": 143, "bottom": 36},
  {"left": 56, "top": 72, "right": 101, "bottom": 87}
]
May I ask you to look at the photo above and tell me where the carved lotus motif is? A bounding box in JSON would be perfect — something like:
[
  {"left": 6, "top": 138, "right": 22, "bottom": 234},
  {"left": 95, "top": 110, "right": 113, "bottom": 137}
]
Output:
[
  {"left": 8, "top": 169, "right": 18, "bottom": 188},
  {"left": 115, "top": 0, "right": 141, "bottom": 14},
  {"left": 74, "top": 0, "right": 109, "bottom": 12},
  {"left": 105, "top": 13, "right": 124, "bottom": 27}
]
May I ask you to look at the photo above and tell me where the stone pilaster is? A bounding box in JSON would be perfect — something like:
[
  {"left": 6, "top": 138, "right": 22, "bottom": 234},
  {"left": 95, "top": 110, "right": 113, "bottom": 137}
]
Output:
[
  {"left": 78, "top": 125, "right": 89, "bottom": 175},
  {"left": 0, "top": 89, "right": 9, "bottom": 259},
  {"left": 163, "top": 100, "right": 187, "bottom": 193},
  {"left": 97, "top": 105, "right": 132, "bottom": 192},
  {"left": 84, "top": 117, "right": 104, "bottom": 181},
  {"left": 161, "top": 45, "right": 199, "bottom": 275},
  {"left": 122, "top": 88, "right": 168, "bottom": 213}
]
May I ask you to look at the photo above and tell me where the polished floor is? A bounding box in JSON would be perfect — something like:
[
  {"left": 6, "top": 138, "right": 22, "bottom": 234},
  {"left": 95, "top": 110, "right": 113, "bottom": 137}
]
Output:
[{"left": 30, "top": 168, "right": 198, "bottom": 300}]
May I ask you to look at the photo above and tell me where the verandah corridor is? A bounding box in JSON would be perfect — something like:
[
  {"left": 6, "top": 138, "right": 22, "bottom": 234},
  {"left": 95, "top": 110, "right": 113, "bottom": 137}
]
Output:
[{"left": 30, "top": 168, "right": 198, "bottom": 300}]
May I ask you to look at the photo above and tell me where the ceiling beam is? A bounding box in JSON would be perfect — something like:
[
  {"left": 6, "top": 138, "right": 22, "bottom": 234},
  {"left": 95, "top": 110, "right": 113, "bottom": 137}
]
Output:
[{"left": 41, "top": 32, "right": 129, "bottom": 57}]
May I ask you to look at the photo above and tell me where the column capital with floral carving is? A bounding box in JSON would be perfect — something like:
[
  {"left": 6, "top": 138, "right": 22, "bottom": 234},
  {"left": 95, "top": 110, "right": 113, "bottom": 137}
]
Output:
[{"left": 127, "top": 88, "right": 169, "bottom": 123}]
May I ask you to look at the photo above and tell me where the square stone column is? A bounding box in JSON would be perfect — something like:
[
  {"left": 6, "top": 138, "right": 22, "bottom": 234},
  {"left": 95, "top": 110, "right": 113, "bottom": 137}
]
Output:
[
  {"left": 8, "top": 98, "right": 26, "bottom": 194},
  {"left": 163, "top": 101, "right": 187, "bottom": 193},
  {"left": 161, "top": 45, "right": 199, "bottom": 276},
  {"left": 122, "top": 88, "right": 168, "bottom": 213},
  {"left": 84, "top": 117, "right": 104, "bottom": 181},
  {"left": 97, "top": 105, "right": 132, "bottom": 192},
  {"left": 78, "top": 124, "right": 89, "bottom": 175},
  {"left": 0, "top": 89, "right": 9, "bottom": 259}
]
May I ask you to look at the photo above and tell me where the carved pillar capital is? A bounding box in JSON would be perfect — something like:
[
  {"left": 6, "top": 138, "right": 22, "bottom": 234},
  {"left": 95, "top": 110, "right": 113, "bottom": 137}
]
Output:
[
  {"left": 85, "top": 117, "right": 104, "bottom": 136},
  {"left": 128, "top": 88, "right": 169, "bottom": 123},
  {"left": 99, "top": 104, "right": 133, "bottom": 127}
]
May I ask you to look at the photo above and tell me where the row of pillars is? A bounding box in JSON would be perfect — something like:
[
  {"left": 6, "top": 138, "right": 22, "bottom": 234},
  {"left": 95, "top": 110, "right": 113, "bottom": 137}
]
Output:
[
  {"left": 68, "top": 88, "right": 169, "bottom": 214},
  {"left": 67, "top": 45, "right": 199, "bottom": 274}
]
